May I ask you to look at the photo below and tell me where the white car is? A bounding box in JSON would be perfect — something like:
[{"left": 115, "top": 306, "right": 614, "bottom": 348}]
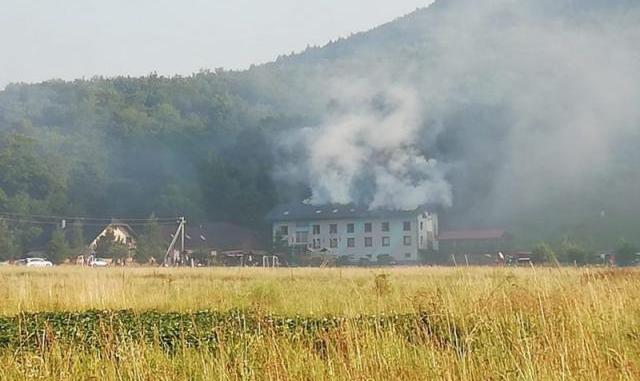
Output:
[
  {"left": 89, "top": 258, "right": 109, "bottom": 267},
  {"left": 16, "top": 258, "right": 53, "bottom": 267}
]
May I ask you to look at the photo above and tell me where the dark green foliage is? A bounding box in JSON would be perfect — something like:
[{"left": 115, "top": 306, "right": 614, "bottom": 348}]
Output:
[
  {"left": 134, "top": 215, "right": 165, "bottom": 263},
  {"left": 615, "top": 240, "right": 638, "bottom": 267},
  {"left": 532, "top": 242, "right": 559, "bottom": 266},
  {"left": 0, "top": 310, "right": 465, "bottom": 355},
  {"left": 110, "top": 242, "right": 130, "bottom": 263},
  {"left": 68, "top": 221, "right": 85, "bottom": 256},
  {"left": 47, "top": 227, "right": 69, "bottom": 264},
  {"left": 0, "top": 219, "right": 19, "bottom": 261},
  {"left": 94, "top": 229, "right": 116, "bottom": 258},
  {"left": 559, "top": 239, "right": 590, "bottom": 266}
]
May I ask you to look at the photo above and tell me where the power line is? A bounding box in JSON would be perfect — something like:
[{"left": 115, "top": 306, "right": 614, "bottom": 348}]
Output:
[
  {"left": 0, "top": 216, "right": 179, "bottom": 227},
  {"left": 0, "top": 212, "right": 179, "bottom": 223}
]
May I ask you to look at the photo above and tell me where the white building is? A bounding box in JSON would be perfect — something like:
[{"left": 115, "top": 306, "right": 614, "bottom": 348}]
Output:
[{"left": 267, "top": 202, "right": 439, "bottom": 263}]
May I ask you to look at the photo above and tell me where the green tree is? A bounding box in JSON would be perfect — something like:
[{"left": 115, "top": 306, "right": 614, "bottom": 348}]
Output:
[
  {"left": 559, "top": 239, "right": 588, "bottom": 266},
  {"left": 533, "top": 242, "right": 559, "bottom": 266},
  {"left": 0, "top": 219, "right": 19, "bottom": 261},
  {"left": 134, "top": 215, "right": 165, "bottom": 264},
  {"left": 271, "top": 230, "right": 289, "bottom": 256},
  {"left": 94, "top": 229, "right": 116, "bottom": 258},
  {"left": 615, "top": 240, "right": 637, "bottom": 267},
  {"left": 68, "top": 221, "right": 85, "bottom": 255},
  {"left": 110, "top": 242, "right": 130, "bottom": 265},
  {"left": 47, "top": 227, "right": 70, "bottom": 264}
]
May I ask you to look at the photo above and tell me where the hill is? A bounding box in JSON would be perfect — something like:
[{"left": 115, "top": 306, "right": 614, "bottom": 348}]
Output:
[{"left": 1, "top": 0, "right": 639, "bottom": 255}]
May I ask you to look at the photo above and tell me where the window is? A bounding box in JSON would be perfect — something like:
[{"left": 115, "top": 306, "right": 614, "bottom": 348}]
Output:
[
  {"left": 420, "top": 236, "right": 424, "bottom": 247},
  {"left": 330, "top": 224, "right": 338, "bottom": 234},
  {"left": 280, "top": 226, "right": 289, "bottom": 235},
  {"left": 312, "top": 238, "right": 321, "bottom": 249},
  {"left": 347, "top": 238, "right": 355, "bottom": 248},
  {"left": 420, "top": 221, "right": 424, "bottom": 230},
  {"left": 403, "top": 221, "right": 411, "bottom": 231},
  {"left": 296, "top": 231, "right": 309, "bottom": 244},
  {"left": 381, "top": 222, "right": 390, "bottom": 232},
  {"left": 403, "top": 235, "right": 412, "bottom": 246},
  {"left": 312, "top": 225, "right": 320, "bottom": 235},
  {"left": 330, "top": 238, "right": 338, "bottom": 248},
  {"left": 405, "top": 253, "right": 412, "bottom": 259},
  {"left": 347, "top": 223, "right": 355, "bottom": 234},
  {"left": 364, "top": 223, "right": 372, "bottom": 233},
  {"left": 365, "top": 237, "right": 373, "bottom": 247},
  {"left": 382, "top": 237, "right": 390, "bottom": 247}
]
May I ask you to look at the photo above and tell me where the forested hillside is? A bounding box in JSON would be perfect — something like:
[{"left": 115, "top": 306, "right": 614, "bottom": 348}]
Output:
[{"left": 1, "top": 0, "right": 639, "bottom": 255}]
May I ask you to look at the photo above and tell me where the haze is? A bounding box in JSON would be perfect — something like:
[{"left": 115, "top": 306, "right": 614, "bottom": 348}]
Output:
[{"left": 0, "top": 0, "right": 433, "bottom": 88}]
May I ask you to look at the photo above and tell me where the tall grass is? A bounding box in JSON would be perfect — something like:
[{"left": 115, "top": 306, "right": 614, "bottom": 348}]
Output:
[{"left": 0, "top": 266, "right": 639, "bottom": 380}]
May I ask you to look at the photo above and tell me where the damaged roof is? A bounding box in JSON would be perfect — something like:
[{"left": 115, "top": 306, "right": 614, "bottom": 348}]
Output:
[{"left": 267, "top": 202, "right": 434, "bottom": 222}]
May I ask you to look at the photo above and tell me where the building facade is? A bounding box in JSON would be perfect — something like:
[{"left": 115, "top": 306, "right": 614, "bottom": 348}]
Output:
[{"left": 268, "top": 202, "right": 439, "bottom": 263}]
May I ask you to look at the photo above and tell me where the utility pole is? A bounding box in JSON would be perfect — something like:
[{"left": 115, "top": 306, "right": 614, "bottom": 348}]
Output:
[
  {"left": 163, "top": 217, "right": 186, "bottom": 266},
  {"left": 180, "top": 216, "right": 185, "bottom": 255}
]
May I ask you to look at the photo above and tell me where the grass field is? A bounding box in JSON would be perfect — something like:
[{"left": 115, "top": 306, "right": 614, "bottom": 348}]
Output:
[{"left": 0, "top": 266, "right": 639, "bottom": 380}]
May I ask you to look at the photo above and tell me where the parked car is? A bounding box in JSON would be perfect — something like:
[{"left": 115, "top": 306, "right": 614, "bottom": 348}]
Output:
[
  {"left": 15, "top": 258, "right": 53, "bottom": 267},
  {"left": 89, "top": 258, "right": 109, "bottom": 267}
]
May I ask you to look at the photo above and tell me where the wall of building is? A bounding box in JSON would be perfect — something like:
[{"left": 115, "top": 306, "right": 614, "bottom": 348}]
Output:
[{"left": 272, "top": 212, "right": 438, "bottom": 262}]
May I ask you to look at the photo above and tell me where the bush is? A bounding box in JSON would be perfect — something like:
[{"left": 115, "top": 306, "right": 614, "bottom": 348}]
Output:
[
  {"left": 533, "top": 242, "right": 559, "bottom": 265},
  {"left": 559, "top": 240, "right": 589, "bottom": 266},
  {"left": 615, "top": 240, "right": 638, "bottom": 267}
]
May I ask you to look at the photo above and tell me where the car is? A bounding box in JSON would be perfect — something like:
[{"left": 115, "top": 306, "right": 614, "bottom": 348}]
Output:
[
  {"left": 89, "top": 258, "right": 109, "bottom": 267},
  {"left": 15, "top": 258, "right": 53, "bottom": 267}
]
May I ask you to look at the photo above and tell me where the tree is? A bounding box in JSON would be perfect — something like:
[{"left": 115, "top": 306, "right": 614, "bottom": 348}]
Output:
[
  {"left": 94, "top": 229, "right": 116, "bottom": 258},
  {"left": 0, "top": 219, "right": 18, "bottom": 261},
  {"left": 615, "top": 240, "right": 637, "bottom": 267},
  {"left": 533, "top": 242, "right": 559, "bottom": 266},
  {"left": 110, "top": 242, "right": 130, "bottom": 265},
  {"left": 68, "top": 221, "right": 85, "bottom": 255},
  {"left": 271, "top": 230, "right": 288, "bottom": 256},
  {"left": 134, "top": 215, "right": 165, "bottom": 264},
  {"left": 559, "top": 239, "right": 589, "bottom": 266},
  {"left": 47, "top": 227, "right": 70, "bottom": 264}
]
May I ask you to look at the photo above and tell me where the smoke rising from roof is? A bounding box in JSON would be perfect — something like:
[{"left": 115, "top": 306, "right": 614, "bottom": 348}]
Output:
[
  {"left": 275, "top": 0, "right": 640, "bottom": 227},
  {"left": 298, "top": 81, "right": 451, "bottom": 210}
]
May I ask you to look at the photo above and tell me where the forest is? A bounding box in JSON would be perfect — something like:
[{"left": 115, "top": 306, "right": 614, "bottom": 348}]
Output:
[{"left": 1, "top": 0, "right": 640, "bottom": 258}]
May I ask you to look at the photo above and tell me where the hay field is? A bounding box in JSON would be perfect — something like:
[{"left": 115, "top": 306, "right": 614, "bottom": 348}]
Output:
[{"left": 0, "top": 266, "right": 639, "bottom": 380}]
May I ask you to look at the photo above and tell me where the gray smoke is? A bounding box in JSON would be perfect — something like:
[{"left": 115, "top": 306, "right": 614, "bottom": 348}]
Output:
[
  {"left": 297, "top": 80, "right": 451, "bottom": 210},
  {"left": 275, "top": 0, "right": 640, "bottom": 225}
]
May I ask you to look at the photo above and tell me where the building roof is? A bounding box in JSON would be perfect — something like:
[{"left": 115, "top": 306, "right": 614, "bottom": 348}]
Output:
[
  {"left": 162, "top": 222, "right": 269, "bottom": 252},
  {"left": 438, "top": 229, "right": 508, "bottom": 241},
  {"left": 267, "top": 202, "right": 431, "bottom": 222}
]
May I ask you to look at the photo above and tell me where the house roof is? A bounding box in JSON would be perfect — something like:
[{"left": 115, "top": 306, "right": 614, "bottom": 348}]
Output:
[
  {"left": 439, "top": 229, "right": 508, "bottom": 241},
  {"left": 162, "top": 222, "right": 269, "bottom": 252},
  {"left": 267, "top": 202, "right": 432, "bottom": 222}
]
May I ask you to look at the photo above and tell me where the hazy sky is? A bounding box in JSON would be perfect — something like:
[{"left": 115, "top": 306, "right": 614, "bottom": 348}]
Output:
[{"left": 0, "top": 0, "right": 434, "bottom": 88}]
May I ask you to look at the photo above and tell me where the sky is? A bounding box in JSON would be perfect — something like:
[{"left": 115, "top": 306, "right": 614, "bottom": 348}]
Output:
[{"left": 0, "top": 0, "right": 434, "bottom": 88}]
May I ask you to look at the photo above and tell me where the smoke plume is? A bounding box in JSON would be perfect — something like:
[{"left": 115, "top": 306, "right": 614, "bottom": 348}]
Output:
[{"left": 276, "top": 0, "right": 640, "bottom": 229}]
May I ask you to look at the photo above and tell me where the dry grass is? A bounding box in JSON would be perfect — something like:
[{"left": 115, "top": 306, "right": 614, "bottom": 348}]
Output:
[{"left": 0, "top": 266, "right": 639, "bottom": 380}]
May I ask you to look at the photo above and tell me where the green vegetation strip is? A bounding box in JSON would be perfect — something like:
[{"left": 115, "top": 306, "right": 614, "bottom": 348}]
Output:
[{"left": 0, "top": 310, "right": 463, "bottom": 353}]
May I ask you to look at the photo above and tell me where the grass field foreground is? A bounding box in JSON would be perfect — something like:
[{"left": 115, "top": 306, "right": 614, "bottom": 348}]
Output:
[{"left": 0, "top": 266, "right": 638, "bottom": 380}]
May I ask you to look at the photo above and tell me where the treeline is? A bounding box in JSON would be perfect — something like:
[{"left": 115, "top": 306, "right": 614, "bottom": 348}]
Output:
[{"left": 0, "top": 72, "right": 308, "bottom": 256}]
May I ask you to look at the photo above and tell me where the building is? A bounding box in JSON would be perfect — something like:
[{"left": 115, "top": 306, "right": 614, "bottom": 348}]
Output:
[
  {"left": 88, "top": 222, "right": 137, "bottom": 251},
  {"left": 267, "top": 202, "right": 439, "bottom": 263},
  {"left": 437, "top": 229, "right": 511, "bottom": 264},
  {"left": 162, "top": 222, "right": 269, "bottom": 265}
]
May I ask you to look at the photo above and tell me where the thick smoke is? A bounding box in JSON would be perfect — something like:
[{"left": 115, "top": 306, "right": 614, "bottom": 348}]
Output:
[
  {"left": 296, "top": 81, "right": 451, "bottom": 210},
  {"left": 276, "top": 0, "right": 640, "bottom": 228}
]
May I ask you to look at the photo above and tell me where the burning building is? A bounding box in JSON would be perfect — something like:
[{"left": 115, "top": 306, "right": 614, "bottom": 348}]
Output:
[{"left": 267, "top": 202, "right": 439, "bottom": 263}]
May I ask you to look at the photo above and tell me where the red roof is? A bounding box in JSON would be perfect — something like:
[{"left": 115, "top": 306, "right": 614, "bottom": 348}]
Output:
[{"left": 439, "top": 229, "right": 507, "bottom": 241}]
